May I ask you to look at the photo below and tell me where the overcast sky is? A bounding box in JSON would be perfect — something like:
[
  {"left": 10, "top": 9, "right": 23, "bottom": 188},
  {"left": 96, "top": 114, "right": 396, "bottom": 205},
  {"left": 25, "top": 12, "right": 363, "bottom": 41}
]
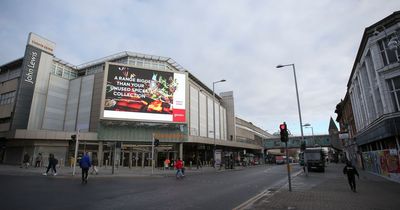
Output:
[{"left": 1, "top": 0, "right": 399, "bottom": 136}]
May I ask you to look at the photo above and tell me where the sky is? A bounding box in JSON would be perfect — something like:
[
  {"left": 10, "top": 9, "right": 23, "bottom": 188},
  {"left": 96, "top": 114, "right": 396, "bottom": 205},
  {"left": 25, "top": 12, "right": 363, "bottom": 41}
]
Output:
[{"left": 1, "top": 0, "right": 400, "bottom": 136}]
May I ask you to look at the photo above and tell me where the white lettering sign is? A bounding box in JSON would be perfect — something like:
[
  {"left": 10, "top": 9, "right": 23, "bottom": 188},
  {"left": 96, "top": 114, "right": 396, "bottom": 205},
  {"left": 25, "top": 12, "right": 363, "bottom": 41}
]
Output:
[{"left": 24, "top": 51, "right": 38, "bottom": 85}]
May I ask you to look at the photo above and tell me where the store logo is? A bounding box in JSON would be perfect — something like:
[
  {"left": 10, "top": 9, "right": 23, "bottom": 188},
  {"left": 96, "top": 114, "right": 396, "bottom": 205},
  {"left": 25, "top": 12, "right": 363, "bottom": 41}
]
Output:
[{"left": 24, "top": 51, "right": 38, "bottom": 85}]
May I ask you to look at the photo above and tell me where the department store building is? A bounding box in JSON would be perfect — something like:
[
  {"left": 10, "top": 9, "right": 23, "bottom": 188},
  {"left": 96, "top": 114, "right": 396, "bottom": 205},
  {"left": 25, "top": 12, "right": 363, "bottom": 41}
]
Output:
[
  {"left": 336, "top": 11, "right": 400, "bottom": 181},
  {"left": 0, "top": 33, "right": 268, "bottom": 167}
]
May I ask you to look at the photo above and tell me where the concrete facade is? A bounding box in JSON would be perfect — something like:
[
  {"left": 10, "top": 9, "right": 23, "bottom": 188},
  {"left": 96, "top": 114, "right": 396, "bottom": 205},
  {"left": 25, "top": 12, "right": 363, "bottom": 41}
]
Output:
[{"left": 0, "top": 33, "right": 267, "bottom": 167}]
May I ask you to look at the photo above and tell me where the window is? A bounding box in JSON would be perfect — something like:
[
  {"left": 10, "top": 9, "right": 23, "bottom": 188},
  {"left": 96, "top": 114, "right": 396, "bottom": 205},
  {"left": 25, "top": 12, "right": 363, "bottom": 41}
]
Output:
[
  {"left": 0, "top": 91, "right": 16, "bottom": 105},
  {"left": 388, "top": 76, "right": 400, "bottom": 112},
  {"left": 378, "top": 34, "right": 400, "bottom": 66},
  {"left": 51, "top": 62, "right": 78, "bottom": 79},
  {"left": 85, "top": 65, "right": 103, "bottom": 75}
]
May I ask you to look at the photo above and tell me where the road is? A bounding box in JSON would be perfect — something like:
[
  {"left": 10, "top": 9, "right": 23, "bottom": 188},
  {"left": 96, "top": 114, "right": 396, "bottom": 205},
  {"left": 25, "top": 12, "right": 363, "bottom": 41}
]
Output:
[{"left": 0, "top": 164, "right": 302, "bottom": 210}]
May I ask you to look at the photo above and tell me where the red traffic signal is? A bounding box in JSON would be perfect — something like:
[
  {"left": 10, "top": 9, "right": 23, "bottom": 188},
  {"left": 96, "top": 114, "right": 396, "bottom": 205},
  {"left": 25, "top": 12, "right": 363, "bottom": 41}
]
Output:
[{"left": 279, "top": 122, "right": 288, "bottom": 142}]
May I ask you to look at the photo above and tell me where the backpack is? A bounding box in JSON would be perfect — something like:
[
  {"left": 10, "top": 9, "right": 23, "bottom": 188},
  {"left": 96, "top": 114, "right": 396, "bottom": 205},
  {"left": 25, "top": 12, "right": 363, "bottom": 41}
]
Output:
[{"left": 54, "top": 158, "right": 58, "bottom": 165}]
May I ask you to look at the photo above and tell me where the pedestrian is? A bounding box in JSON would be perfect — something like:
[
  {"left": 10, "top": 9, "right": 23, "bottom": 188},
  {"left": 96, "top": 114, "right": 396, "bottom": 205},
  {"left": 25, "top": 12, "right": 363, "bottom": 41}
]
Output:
[
  {"left": 35, "top": 153, "right": 42, "bottom": 168},
  {"left": 175, "top": 158, "right": 184, "bottom": 177},
  {"left": 80, "top": 152, "right": 91, "bottom": 184},
  {"left": 90, "top": 154, "right": 99, "bottom": 175},
  {"left": 21, "top": 152, "right": 30, "bottom": 168},
  {"left": 43, "top": 153, "right": 57, "bottom": 176},
  {"left": 343, "top": 160, "right": 360, "bottom": 192},
  {"left": 164, "top": 158, "right": 170, "bottom": 170},
  {"left": 196, "top": 157, "right": 202, "bottom": 169}
]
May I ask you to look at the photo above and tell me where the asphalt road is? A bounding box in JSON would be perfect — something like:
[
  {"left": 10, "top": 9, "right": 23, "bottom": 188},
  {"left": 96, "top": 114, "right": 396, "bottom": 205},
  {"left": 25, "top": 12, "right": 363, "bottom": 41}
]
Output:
[{"left": 0, "top": 164, "right": 301, "bottom": 210}]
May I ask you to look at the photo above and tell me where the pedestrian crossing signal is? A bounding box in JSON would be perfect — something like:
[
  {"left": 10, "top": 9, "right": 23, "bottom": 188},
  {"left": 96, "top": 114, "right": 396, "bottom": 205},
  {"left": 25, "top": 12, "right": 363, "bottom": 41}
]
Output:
[{"left": 154, "top": 139, "right": 160, "bottom": 147}]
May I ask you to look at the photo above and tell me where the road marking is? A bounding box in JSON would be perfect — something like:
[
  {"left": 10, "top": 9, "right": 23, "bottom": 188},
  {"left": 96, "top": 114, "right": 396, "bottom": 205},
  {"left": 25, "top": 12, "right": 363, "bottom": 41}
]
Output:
[
  {"left": 233, "top": 168, "right": 303, "bottom": 210},
  {"left": 232, "top": 189, "right": 272, "bottom": 210}
]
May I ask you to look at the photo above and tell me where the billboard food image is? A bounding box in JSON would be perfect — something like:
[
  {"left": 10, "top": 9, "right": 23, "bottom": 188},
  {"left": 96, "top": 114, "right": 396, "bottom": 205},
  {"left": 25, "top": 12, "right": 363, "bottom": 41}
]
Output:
[{"left": 103, "top": 63, "right": 186, "bottom": 122}]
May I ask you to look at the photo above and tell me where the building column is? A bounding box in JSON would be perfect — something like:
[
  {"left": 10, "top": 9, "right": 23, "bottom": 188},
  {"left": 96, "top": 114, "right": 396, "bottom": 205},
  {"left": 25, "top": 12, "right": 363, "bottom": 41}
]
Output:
[
  {"left": 129, "top": 148, "right": 133, "bottom": 169},
  {"left": 141, "top": 152, "right": 145, "bottom": 168},
  {"left": 179, "top": 143, "right": 183, "bottom": 159},
  {"left": 135, "top": 151, "right": 139, "bottom": 167}
]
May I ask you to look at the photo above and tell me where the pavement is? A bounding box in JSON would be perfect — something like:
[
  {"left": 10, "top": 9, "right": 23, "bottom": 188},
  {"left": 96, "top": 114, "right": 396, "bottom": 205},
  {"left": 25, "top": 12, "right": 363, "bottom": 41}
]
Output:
[
  {"left": 0, "top": 163, "right": 251, "bottom": 178},
  {"left": 238, "top": 163, "right": 400, "bottom": 210}
]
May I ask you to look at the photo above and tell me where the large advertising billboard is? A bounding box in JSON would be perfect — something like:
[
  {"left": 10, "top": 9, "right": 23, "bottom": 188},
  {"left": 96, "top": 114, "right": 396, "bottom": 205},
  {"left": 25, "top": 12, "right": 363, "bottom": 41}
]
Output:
[{"left": 101, "top": 63, "right": 187, "bottom": 123}]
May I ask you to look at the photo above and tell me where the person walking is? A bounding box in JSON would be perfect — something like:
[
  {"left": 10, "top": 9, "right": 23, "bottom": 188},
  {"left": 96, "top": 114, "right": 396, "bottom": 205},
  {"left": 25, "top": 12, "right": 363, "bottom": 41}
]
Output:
[
  {"left": 43, "top": 153, "right": 57, "bottom": 176},
  {"left": 343, "top": 160, "right": 360, "bottom": 192},
  {"left": 90, "top": 154, "right": 99, "bottom": 175},
  {"left": 175, "top": 158, "right": 184, "bottom": 178},
  {"left": 164, "top": 158, "right": 170, "bottom": 170},
  {"left": 80, "top": 152, "right": 91, "bottom": 184},
  {"left": 21, "top": 152, "right": 30, "bottom": 168},
  {"left": 35, "top": 153, "right": 42, "bottom": 168},
  {"left": 196, "top": 157, "right": 202, "bottom": 169}
]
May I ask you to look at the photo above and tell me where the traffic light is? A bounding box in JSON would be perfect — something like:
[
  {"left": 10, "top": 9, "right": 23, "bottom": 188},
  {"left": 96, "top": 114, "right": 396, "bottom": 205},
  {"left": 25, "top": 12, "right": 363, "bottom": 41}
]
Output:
[
  {"left": 71, "top": 134, "right": 76, "bottom": 141},
  {"left": 154, "top": 139, "right": 160, "bottom": 147},
  {"left": 300, "top": 141, "right": 306, "bottom": 151},
  {"left": 280, "top": 122, "right": 288, "bottom": 142}
]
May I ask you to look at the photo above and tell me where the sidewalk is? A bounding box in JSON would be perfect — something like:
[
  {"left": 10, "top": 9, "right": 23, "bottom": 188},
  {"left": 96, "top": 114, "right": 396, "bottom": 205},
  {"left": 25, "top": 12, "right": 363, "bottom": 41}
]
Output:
[
  {"left": 243, "top": 163, "right": 400, "bottom": 210},
  {"left": 0, "top": 164, "right": 251, "bottom": 178}
]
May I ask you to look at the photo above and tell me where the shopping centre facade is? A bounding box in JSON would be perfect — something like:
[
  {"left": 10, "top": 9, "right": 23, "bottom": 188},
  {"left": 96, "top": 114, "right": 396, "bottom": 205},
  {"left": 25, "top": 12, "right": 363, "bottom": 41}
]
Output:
[{"left": 0, "top": 33, "right": 271, "bottom": 167}]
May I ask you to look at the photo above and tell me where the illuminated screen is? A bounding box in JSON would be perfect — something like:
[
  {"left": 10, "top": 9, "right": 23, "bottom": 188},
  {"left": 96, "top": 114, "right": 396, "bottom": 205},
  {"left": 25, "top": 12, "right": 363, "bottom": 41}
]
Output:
[{"left": 102, "top": 63, "right": 186, "bottom": 123}]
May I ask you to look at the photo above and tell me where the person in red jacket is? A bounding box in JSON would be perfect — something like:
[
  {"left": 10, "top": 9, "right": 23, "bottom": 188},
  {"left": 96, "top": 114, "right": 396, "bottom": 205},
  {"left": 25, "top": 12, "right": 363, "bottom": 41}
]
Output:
[{"left": 175, "top": 158, "right": 184, "bottom": 177}]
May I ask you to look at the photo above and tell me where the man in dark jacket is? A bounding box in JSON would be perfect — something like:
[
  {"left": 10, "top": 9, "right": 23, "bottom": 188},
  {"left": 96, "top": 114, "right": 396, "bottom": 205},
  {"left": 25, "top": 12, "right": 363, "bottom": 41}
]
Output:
[
  {"left": 343, "top": 161, "right": 360, "bottom": 192},
  {"left": 43, "top": 153, "right": 57, "bottom": 176},
  {"left": 80, "top": 152, "right": 91, "bottom": 184}
]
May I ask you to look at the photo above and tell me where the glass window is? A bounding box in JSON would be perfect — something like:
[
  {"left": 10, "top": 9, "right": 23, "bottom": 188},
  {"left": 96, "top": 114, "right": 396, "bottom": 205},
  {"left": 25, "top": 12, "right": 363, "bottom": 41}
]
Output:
[
  {"left": 189, "top": 86, "right": 199, "bottom": 136},
  {"left": 199, "top": 92, "right": 207, "bottom": 137},
  {"left": 388, "top": 76, "right": 400, "bottom": 112},
  {"left": 393, "top": 76, "right": 400, "bottom": 89},
  {"left": 207, "top": 97, "right": 214, "bottom": 138},
  {"left": 0, "top": 91, "right": 16, "bottom": 105},
  {"left": 378, "top": 35, "right": 400, "bottom": 67}
]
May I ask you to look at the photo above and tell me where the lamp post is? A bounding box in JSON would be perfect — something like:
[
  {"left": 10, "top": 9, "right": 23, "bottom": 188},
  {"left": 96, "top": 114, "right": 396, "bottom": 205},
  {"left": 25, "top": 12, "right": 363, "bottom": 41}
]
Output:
[
  {"left": 276, "top": 63, "right": 306, "bottom": 179},
  {"left": 213, "top": 79, "right": 226, "bottom": 168},
  {"left": 276, "top": 64, "right": 304, "bottom": 144},
  {"left": 303, "top": 123, "right": 314, "bottom": 144}
]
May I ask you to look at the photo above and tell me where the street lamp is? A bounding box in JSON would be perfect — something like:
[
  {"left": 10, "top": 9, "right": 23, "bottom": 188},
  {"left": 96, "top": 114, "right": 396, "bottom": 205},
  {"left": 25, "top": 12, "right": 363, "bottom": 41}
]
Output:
[
  {"left": 277, "top": 63, "right": 305, "bottom": 182},
  {"left": 276, "top": 64, "right": 304, "bottom": 143},
  {"left": 303, "top": 123, "right": 314, "bottom": 144},
  {"left": 213, "top": 79, "right": 226, "bottom": 168}
]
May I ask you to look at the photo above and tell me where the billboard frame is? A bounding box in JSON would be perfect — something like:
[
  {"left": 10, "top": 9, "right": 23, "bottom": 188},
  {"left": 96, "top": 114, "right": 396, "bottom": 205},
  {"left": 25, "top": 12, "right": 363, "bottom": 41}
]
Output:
[{"left": 100, "top": 62, "right": 188, "bottom": 124}]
